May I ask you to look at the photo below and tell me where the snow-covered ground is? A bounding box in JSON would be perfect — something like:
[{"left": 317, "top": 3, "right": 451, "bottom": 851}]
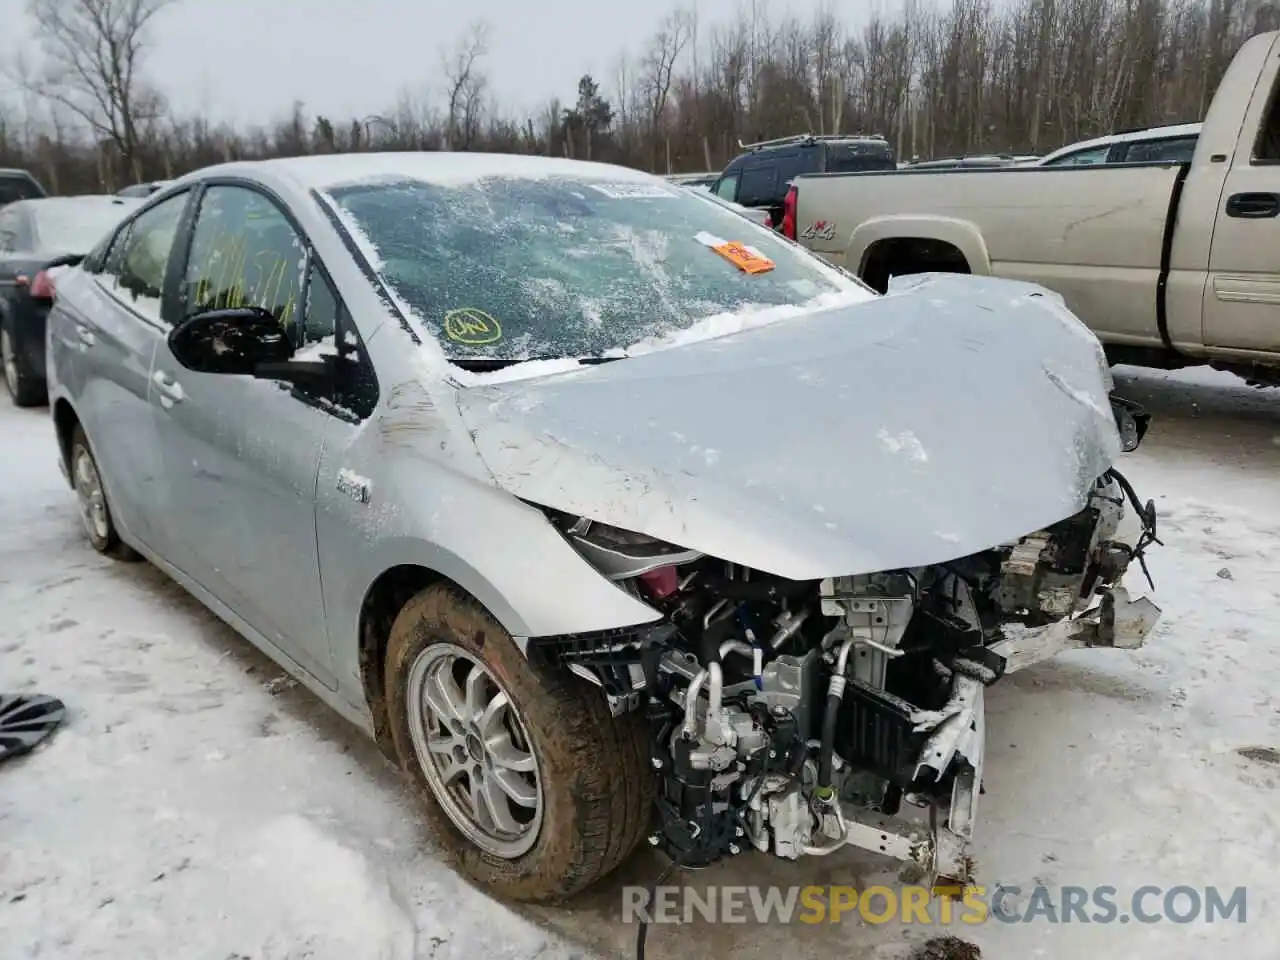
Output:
[{"left": 2, "top": 366, "right": 1278, "bottom": 960}]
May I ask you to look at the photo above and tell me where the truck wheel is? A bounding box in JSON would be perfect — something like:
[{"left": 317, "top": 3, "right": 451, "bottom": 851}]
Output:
[
  {"left": 69, "top": 425, "right": 140, "bottom": 561},
  {"left": 1, "top": 323, "right": 46, "bottom": 408},
  {"left": 385, "top": 583, "right": 654, "bottom": 902}
]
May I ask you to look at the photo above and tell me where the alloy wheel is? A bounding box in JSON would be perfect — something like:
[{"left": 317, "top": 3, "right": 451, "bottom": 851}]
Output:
[
  {"left": 406, "top": 642, "right": 544, "bottom": 858},
  {"left": 72, "top": 446, "right": 110, "bottom": 542}
]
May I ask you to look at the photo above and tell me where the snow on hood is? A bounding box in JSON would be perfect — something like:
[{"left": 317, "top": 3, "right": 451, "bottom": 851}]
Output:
[{"left": 455, "top": 275, "right": 1122, "bottom": 579}]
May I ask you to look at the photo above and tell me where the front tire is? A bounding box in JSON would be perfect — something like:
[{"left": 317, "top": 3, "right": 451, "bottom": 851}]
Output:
[
  {"left": 385, "top": 584, "right": 654, "bottom": 902},
  {"left": 69, "top": 425, "right": 140, "bottom": 561}
]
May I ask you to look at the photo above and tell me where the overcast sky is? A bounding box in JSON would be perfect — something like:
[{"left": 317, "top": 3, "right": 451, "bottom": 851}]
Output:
[{"left": 0, "top": 0, "right": 870, "bottom": 129}]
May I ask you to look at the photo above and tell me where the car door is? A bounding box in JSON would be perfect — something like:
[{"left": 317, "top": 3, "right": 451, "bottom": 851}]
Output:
[
  {"left": 61, "top": 190, "right": 193, "bottom": 551},
  {"left": 1202, "top": 67, "right": 1280, "bottom": 352},
  {"left": 149, "top": 181, "right": 338, "bottom": 688}
]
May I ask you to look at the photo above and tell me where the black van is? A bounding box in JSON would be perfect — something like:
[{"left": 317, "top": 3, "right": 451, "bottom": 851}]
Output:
[{"left": 710, "top": 135, "right": 897, "bottom": 226}]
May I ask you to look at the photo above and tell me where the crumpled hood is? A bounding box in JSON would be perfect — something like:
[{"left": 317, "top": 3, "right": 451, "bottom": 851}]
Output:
[{"left": 456, "top": 274, "right": 1122, "bottom": 579}]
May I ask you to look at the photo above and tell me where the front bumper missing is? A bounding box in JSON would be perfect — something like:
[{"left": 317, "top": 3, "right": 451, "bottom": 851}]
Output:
[
  {"left": 808, "top": 586, "right": 1158, "bottom": 885},
  {"left": 806, "top": 673, "right": 984, "bottom": 886}
]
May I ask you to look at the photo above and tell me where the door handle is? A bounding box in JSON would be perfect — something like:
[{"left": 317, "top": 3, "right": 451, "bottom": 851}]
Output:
[
  {"left": 74, "top": 325, "right": 96, "bottom": 347},
  {"left": 1225, "top": 192, "right": 1280, "bottom": 218},
  {"left": 151, "top": 369, "right": 185, "bottom": 406}
]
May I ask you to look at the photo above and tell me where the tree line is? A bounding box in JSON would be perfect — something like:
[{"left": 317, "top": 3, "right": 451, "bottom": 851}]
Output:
[{"left": 1, "top": 0, "right": 1277, "bottom": 195}]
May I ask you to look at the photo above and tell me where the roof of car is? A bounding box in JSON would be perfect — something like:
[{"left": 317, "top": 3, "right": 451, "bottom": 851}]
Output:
[
  {"left": 10, "top": 194, "right": 136, "bottom": 212},
  {"left": 1037, "top": 122, "right": 1202, "bottom": 164},
  {"left": 179, "top": 153, "right": 663, "bottom": 192}
]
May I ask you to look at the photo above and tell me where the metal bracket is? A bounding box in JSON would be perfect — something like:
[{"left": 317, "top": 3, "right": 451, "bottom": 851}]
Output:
[
  {"left": 820, "top": 802, "right": 973, "bottom": 886},
  {"left": 988, "top": 585, "right": 1160, "bottom": 674}
]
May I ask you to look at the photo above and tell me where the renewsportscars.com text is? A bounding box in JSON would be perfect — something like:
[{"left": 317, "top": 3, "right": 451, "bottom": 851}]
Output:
[{"left": 622, "top": 884, "right": 1247, "bottom": 925}]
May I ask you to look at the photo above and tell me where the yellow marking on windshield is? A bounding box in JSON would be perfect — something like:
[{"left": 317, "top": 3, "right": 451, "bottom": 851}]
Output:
[{"left": 443, "top": 307, "right": 502, "bottom": 344}]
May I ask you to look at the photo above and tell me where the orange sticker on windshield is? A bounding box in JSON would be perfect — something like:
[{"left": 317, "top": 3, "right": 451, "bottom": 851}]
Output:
[{"left": 711, "top": 240, "right": 775, "bottom": 274}]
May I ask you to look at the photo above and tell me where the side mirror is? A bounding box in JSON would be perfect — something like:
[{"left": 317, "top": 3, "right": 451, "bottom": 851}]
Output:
[{"left": 168, "top": 306, "right": 294, "bottom": 375}]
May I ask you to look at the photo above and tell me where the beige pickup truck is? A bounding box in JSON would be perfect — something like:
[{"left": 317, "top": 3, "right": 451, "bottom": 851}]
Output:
[{"left": 785, "top": 30, "right": 1280, "bottom": 382}]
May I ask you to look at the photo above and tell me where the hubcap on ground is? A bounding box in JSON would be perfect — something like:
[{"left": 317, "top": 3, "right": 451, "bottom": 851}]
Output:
[
  {"left": 407, "top": 642, "right": 543, "bottom": 859},
  {"left": 1, "top": 329, "right": 16, "bottom": 398},
  {"left": 72, "top": 447, "right": 110, "bottom": 542},
  {"left": 0, "top": 693, "right": 67, "bottom": 762}
]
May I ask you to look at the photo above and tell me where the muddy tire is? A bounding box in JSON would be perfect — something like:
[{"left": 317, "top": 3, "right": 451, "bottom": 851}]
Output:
[
  {"left": 69, "top": 425, "right": 140, "bottom": 561},
  {"left": 385, "top": 583, "right": 655, "bottom": 902}
]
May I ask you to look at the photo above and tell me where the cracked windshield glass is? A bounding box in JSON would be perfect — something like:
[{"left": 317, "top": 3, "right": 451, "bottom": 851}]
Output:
[{"left": 323, "top": 176, "right": 862, "bottom": 361}]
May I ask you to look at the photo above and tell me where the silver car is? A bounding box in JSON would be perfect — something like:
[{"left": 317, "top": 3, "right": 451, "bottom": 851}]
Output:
[{"left": 45, "top": 153, "right": 1161, "bottom": 902}]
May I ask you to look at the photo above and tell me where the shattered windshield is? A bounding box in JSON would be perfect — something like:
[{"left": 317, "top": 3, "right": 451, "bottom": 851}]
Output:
[{"left": 322, "top": 174, "right": 865, "bottom": 362}]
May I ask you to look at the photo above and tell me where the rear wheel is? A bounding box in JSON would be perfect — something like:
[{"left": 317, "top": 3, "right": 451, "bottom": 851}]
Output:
[
  {"left": 69, "top": 425, "right": 140, "bottom": 561},
  {"left": 1, "top": 323, "right": 46, "bottom": 408},
  {"left": 385, "top": 583, "right": 654, "bottom": 902}
]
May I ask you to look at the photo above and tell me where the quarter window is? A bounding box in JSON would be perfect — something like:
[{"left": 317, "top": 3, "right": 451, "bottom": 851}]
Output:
[
  {"left": 301, "top": 263, "right": 338, "bottom": 347},
  {"left": 295, "top": 264, "right": 378, "bottom": 421},
  {"left": 181, "top": 185, "right": 306, "bottom": 342}
]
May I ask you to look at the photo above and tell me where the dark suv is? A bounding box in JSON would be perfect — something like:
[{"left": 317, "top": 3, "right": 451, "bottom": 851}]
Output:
[
  {"left": 0, "top": 169, "right": 47, "bottom": 208},
  {"left": 710, "top": 135, "right": 897, "bottom": 225}
]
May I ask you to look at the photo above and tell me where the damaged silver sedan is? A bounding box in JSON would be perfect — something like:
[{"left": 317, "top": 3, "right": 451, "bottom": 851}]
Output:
[{"left": 44, "top": 153, "right": 1160, "bottom": 902}]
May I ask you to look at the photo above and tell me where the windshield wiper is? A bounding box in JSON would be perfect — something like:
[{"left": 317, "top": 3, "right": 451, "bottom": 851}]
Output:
[{"left": 450, "top": 355, "right": 624, "bottom": 372}]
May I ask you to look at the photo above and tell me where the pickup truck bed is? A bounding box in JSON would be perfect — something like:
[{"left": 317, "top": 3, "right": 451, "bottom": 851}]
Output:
[{"left": 788, "top": 30, "right": 1280, "bottom": 378}]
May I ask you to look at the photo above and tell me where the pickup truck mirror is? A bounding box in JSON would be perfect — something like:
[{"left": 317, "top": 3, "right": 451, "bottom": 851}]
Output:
[{"left": 168, "top": 306, "right": 294, "bottom": 375}]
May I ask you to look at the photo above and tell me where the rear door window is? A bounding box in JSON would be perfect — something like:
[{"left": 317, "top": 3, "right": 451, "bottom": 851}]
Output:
[
  {"left": 101, "top": 191, "right": 189, "bottom": 325},
  {"left": 1119, "top": 137, "right": 1197, "bottom": 164}
]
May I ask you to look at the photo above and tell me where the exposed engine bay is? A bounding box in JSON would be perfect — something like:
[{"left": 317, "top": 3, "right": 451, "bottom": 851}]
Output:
[{"left": 528, "top": 397, "right": 1162, "bottom": 884}]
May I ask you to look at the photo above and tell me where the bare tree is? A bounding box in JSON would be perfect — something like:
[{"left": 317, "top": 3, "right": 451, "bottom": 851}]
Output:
[
  {"left": 0, "top": 0, "right": 1275, "bottom": 193},
  {"left": 23, "top": 0, "right": 174, "bottom": 182},
  {"left": 442, "top": 19, "right": 491, "bottom": 150},
  {"left": 640, "top": 8, "right": 692, "bottom": 170}
]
